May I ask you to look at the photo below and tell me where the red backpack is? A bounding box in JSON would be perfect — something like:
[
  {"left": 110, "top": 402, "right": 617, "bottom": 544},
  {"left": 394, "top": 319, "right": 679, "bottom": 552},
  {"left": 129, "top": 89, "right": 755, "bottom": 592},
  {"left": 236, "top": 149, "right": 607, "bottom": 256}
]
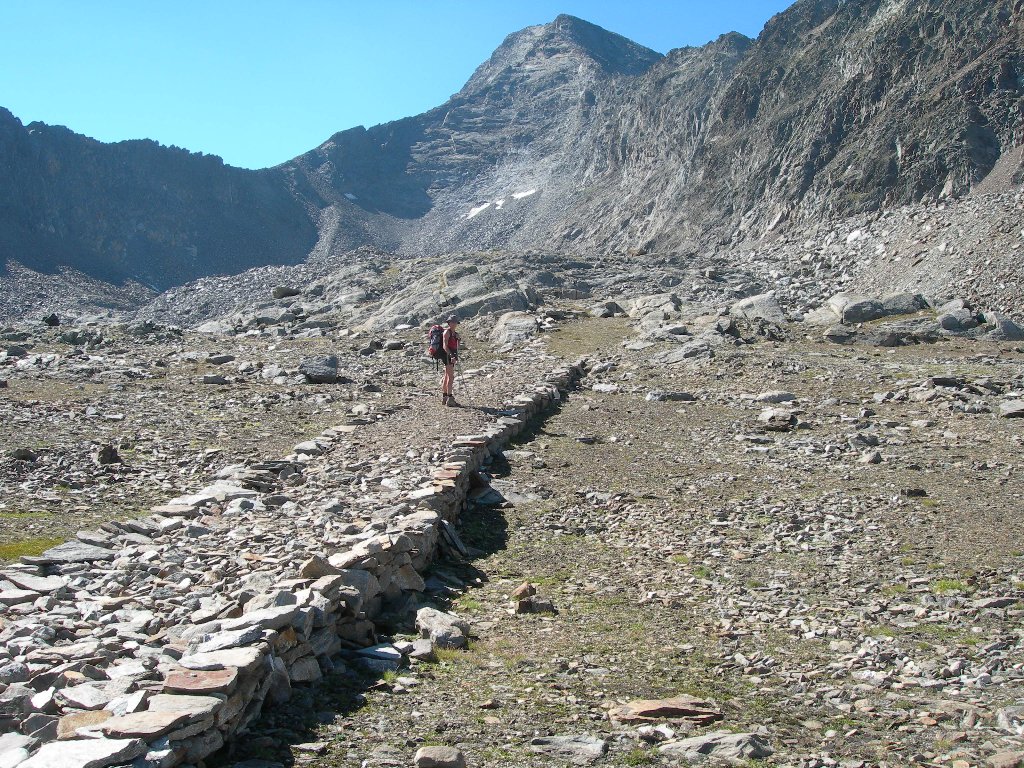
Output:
[{"left": 426, "top": 324, "right": 445, "bottom": 358}]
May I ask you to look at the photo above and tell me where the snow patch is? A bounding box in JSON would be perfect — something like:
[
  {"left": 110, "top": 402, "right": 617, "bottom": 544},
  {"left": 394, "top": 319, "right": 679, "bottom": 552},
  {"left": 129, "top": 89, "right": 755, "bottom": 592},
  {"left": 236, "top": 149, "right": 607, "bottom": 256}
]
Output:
[
  {"left": 468, "top": 190, "right": 537, "bottom": 218},
  {"left": 344, "top": 193, "right": 358, "bottom": 201}
]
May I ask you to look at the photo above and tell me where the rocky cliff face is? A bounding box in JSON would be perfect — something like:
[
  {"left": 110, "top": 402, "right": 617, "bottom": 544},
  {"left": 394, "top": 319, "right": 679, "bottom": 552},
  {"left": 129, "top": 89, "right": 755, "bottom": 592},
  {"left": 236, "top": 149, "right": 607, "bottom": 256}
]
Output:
[
  {"left": 362, "top": 0, "right": 1024, "bottom": 256},
  {"left": 0, "top": 109, "right": 318, "bottom": 289},
  {"left": 1, "top": 1, "right": 1022, "bottom": 305}
]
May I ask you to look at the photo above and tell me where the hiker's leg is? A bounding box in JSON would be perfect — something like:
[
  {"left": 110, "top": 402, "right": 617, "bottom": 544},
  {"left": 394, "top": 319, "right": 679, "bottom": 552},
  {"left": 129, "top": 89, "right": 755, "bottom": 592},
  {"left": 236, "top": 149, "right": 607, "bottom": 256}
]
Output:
[{"left": 444, "top": 361, "right": 459, "bottom": 406}]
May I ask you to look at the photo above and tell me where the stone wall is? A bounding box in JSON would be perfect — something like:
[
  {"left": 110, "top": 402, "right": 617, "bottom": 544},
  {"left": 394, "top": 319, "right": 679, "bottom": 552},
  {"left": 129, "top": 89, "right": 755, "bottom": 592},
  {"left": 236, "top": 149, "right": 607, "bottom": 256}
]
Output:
[{"left": 0, "top": 362, "right": 583, "bottom": 768}]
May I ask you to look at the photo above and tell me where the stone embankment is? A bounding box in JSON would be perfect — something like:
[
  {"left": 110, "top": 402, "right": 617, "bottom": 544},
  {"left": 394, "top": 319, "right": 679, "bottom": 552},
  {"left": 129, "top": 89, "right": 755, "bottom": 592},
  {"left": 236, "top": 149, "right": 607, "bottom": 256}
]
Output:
[{"left": 0, "top": 359, "right": 584, "bottom": 768}]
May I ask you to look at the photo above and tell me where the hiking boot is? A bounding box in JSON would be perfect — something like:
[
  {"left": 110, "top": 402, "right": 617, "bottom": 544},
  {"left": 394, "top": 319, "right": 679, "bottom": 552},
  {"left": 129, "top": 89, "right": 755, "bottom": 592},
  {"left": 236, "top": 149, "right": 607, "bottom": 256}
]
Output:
[
  {"left": 445, "top": 396, "right": 460, "bottom": 407},
  {"left": 441, "top": 393, "right": 449, "bottom": 405}
]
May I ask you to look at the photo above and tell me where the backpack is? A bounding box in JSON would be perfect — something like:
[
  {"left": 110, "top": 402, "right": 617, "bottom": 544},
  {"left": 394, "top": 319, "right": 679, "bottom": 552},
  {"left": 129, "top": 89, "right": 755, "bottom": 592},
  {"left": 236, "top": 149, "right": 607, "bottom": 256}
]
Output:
[{"left": 427, "top": 324, "right": 445, "bottom": 358}]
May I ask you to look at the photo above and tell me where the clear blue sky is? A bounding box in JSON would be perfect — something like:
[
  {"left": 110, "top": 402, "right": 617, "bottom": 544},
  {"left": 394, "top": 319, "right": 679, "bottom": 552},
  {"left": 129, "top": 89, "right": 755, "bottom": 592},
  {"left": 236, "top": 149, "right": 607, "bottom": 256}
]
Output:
[{"left": 0, "top": 1, "right": 792, "bottom": 170}]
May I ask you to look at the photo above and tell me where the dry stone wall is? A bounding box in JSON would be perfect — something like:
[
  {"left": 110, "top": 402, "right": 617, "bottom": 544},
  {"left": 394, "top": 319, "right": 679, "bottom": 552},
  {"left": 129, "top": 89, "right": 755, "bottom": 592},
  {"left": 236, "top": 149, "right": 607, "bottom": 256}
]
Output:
[{"left": 0, "top": 361, "right": 584, "bottom": 768}]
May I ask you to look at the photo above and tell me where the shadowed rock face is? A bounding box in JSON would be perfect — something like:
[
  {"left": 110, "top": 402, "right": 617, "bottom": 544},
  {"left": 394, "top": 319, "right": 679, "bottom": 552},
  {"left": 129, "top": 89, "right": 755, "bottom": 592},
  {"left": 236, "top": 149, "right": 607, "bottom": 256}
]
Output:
[
  {"left": 2, "top": 3, "right": 1022, "bottom": 294},
  {"left": 0, "top": 109, "right": 319, "bottom": 290}
]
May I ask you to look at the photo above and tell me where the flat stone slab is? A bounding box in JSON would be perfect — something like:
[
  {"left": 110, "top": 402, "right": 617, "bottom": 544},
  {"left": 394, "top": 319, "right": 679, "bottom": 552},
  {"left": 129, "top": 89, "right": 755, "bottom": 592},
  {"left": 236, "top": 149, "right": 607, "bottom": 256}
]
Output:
[
  {"left": 529, "top": 735, "right": 608, "bottom": 765},
  {"left": 0, "top": 572, "right": 65, "bottom": 593},
  {"left": 356, "top": 644, "right": 403, "bottom": 662},
  {"left": 57, "top": 711, "right": 111, "bottom": 740},
  {"left": 999, "top": 400, "right": 1024, "bottom": 418},
  {"left": 20, "top": 737, "right": 146, "bottom": 768},
  {"left": 149, "top": 503, "right": 201, "bottom": 518},
  {"left": 162, "top": 668, "right": 238, "bottom": 695},
  {"left": 169, "top": 484, "right": 258, "bottom": 507},
  {"left": 101, "top": 710, "right": 191, "bottom": 739},
  {"left": 146, "top": 693, "right": 224, "bottom": 721},
  {"left": 220, "top": 604, "right": 298, "bottom": 632},
  {"left": 0, "top": 589, "right": 38, "bottom": 606},
  {"left": 55, "top": 682, "right": 128, "bottom": 711},
  {"left": 0, "top": 733, "right": 36, "bottom": 754},
  {"left": 659, "top": 731, "right": 774, "bottom": 763},
  {"left": 178, "top": 646, "right": 263, "bottom": 674},
  {"left": 610, "top": 695, "right": 724, "bottom": 726},
  {"left": 195, "top": 625, "right": 264, "bottom": 653},
  {"left": 25, "top": 541, "right": 116, "bottom": 565}
]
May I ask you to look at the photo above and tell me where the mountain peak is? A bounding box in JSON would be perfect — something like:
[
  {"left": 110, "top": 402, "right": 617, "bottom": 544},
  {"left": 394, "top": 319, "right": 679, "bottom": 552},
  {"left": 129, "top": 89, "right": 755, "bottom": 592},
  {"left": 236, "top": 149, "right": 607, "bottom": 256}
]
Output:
[
  {"left": 544, "top": 14, "right": 663, "bottom": 75},
  {"left": 461, "top": 14, "right": 662, "bottom": 94}
]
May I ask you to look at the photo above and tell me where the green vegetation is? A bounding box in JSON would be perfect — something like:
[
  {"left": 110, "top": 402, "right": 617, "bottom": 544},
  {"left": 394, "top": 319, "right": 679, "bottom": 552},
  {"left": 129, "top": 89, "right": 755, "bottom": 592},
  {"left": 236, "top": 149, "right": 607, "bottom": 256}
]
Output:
[
  {"left": 456, "top": 597, "right": 483, "bottom": 612},
  {"left": 867, "top": 624, "right": 898, "bottom": 638},
  {"left": 0, "top": 537, "right": 63, "bottom": 561},
  {"left": 931, "top": 579, "right": 969, "bottom": 594},
  {"left": 544, "top": 316, "right": 634, "bottom": 358},
  {"left": 624, "top": 747, "right": 657, "bottom": 765},
  {"left": 0, "top": 510, "right": 52, "bottom": 520}
]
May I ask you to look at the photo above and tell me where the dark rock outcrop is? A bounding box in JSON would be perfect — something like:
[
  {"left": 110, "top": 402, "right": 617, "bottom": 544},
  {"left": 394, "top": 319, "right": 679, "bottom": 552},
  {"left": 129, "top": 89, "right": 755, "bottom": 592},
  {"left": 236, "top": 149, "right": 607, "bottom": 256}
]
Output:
[{"left": 0, "top": 109, "right": 318, "bottom": 289}]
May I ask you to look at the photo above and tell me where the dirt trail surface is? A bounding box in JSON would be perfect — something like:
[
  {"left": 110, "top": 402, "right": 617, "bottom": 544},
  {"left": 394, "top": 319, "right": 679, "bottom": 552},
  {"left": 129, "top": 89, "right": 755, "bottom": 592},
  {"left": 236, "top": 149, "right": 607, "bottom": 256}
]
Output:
[
  {"left": 0, "top": 326, "right": 544, "bottom": 558},
  {"left": 2, "top": 316, "right": 1023, "bottom": 768}
]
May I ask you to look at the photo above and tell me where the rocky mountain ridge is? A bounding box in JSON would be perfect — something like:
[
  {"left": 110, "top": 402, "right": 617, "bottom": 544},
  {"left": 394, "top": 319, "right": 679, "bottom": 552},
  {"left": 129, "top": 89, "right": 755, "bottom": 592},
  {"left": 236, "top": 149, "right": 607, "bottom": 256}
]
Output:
[{"left": 1, "top": 1, "right": 1023, "bottom": 321}]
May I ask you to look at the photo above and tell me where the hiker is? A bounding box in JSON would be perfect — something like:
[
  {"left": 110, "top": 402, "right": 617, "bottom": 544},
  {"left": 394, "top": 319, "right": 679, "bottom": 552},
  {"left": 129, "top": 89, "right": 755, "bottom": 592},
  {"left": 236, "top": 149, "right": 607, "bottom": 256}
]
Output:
[{"left": 438, "top": 315, "right": 461, "bottom": 406}]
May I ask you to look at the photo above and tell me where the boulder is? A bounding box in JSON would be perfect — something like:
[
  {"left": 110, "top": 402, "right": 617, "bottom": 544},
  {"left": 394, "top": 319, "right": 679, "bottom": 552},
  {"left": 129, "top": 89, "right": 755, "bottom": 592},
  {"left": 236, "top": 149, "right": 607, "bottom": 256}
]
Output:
[
  {"left": 416, "top": 607, "right": 470, "bottom": 649},
  {"left": 253, "top": 307, "right": 296, "bottom": 326},
  {"left": 589, "top": 301, "right": 625, "bottom": 318},
  {"left": 414, "top": 746, "right": 466, "bottom": 768},
  {"left": 999, "top": 400, "right": 1024, "bottom": 419},
  {"left": 655, "top": 338, "right": 713, "bottom": 364},
  {"left": 271, "top": 286, "right": 302, "bottom": 299},
  {"left": 299, "top": 356, "right": 339, "bottom": 384},
  {"left": 528, "top": 735, "right": 608, "bottom": 765},
  {"left": 826, "top": 293, "right": 886, "bottom": 323},
  {"left": 195, "top": 320, "right": 235, "bottom": 335},
  {"left": 631, "top": 293, "right": 681, "bottom": 318},
  {"left": 659, "top": 731, "right": 773, "bottom": 765},
  {"left": 490, "top": 312, "right": 538, "bottom": 346},
  {"left": 981, "top": 311, "right": 1024, "bottom": 341},
  {"left": 729, "top": 293, "right": 786, "bottom": 324},
  {"left": 881, "top": 292, "right": 928, "bottom": 316}
]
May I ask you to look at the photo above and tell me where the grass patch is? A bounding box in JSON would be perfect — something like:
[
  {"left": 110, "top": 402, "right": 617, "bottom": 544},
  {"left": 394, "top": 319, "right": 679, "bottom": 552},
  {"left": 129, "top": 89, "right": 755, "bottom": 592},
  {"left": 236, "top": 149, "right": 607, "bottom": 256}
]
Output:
[
  {"left": 543, "top": 316, "right": 634, "bottom": 358},
  {"left": 624, "top": 747, "right": 657, "bottom": 765},
  {"left": 456, "top": 597, "right": 483, "bottom": 613},
  {"left": 867, "top": 624, "right": 898, "bottom": 638},
  {"left": 435, "top": 646, "right": 472, "bottom": 663},
  {"left": 931, "top": 579, "right": 969, "bottom": 594},
  {"left": 0, "top": 537, "right": 63, "bottom": 561},
  {"left": 0, "top": 511, "right": 52, "bottom": 520}
]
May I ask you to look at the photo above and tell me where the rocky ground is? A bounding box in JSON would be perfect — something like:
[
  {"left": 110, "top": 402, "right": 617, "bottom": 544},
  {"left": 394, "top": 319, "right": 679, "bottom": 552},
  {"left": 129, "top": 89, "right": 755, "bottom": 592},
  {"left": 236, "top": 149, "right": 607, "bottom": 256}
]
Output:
[{"left": 1, "top": 304, "right": 1023, "bottom": 768}]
